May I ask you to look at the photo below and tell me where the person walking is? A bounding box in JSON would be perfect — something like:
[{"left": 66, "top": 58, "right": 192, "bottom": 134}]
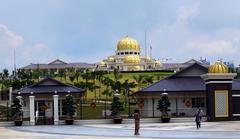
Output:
[
  {"left": 195, "top": 108, "right": 201, "bottom": 129},
  {"left": 133, "top": 109, "right": 140, "bottom": 135}
]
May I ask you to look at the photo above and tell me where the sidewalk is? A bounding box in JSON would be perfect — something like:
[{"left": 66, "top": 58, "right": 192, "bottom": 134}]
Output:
[{"left": 5, "top": 121, "right": 240, "bottom": 139}]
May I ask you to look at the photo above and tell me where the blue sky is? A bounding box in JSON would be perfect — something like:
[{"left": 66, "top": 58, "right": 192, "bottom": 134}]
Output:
[{"left": 0, "top": 0, "right": 240, "bottom": 70}]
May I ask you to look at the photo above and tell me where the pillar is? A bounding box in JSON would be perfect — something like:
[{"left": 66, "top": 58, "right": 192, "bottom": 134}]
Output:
[
  {"left": 201, "top": 73, "right": 237, "bottom": 121},
  {"left": 53, "top": 95, "right": 59, "bottom": 125},
  {"left": 29, "top": 95, "right": 35, "bottom": 125},
  {"left": 9, "top": 87, "right": 12, "bottom": 104}
]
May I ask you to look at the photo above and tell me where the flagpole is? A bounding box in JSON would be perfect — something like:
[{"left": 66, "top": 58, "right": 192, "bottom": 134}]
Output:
[
  {"left": 145, "top": 31, "right": 147, "bottom": 58},
  {"left": 14, "top": 48, "right": 16, "bottom": 77},
  {"left": 150, "top": 45, "right": 152, "bottom": 60}
]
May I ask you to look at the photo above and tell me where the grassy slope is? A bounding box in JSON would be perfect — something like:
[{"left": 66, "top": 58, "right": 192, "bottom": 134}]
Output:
[{"left": 57, "top": 71, "right": 173, "bottom": 99}]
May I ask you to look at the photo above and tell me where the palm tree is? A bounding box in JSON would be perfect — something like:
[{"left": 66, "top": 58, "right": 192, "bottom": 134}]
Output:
[
  {"left": 102, "top": 76, "right": 114, "bottom": 95},
  {"left": 96, "top": 71, "right": 105, "bottom": 99},
  {"left": 68, "top": 72, "right": 75, "bottom": 83},
  {"left": 143, "top": 75, "right": 154, "bottom": 85},
  {"left": 122, "top": 79, "right": 137, "bottom": 107},
  {"left": 58, "top": 69, "right": 65, "bottom": 81},
  {"left": 133, "top": 75, "right": 145, "bottom": 90},
  {"left": 3, "top": 69, "right": 9, "bottom": 80},
  {"left": 113, "top": 68, "right": 122, "bottom": 82},
  {"left": 81, "top": 69, "right": 91, "bottom": 99},
  {"left": 75, "top": 69, "right": 83, "bottom": 83}
]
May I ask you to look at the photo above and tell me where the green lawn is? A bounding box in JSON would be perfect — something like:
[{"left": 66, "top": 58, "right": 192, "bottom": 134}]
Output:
[{"left": 57, "top": 71, "right": 173, "bottom": 99}]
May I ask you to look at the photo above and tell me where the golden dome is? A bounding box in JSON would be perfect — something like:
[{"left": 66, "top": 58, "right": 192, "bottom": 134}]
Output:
[
  {"left": 124, "top": 55, "right": 141, "bottom": 64},
  {"left": 117, "top": 36, "right": 140, "bottom": 51},
  {"left": 208, "top": 61, "right": 229, "bottom": 73}
]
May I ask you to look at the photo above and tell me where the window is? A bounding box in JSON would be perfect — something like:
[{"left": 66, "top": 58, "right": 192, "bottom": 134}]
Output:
[
  {"left": 130, "top": 52, "right": 133, "bottom": 54},
  {"left": 191, "top": 98, "right": 205, "bottom": 108},
  {"left": 134, "top": 52, "right": 137, "bottom": 54},
  {"left": 121, "top": 52, "right": 124, "bottom": 55}
]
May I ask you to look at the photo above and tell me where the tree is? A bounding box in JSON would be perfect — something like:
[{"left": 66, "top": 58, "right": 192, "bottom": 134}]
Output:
[
  {"left": 75, "top": 69, "right": 83, "bottom": 82},
  {"left": 63, "top": 94, "right": 76, "bottom": 119},
  {"left": 68, "top": 72, "right": 75, "bottom": 83},
  {"left": 122, "top": 80, "right": 137, "bottom": 107},
  {"left": 11, "top": 97, "right": 22, "bottom": 120},
  {"left": 157, "top": 94, "right": 171, "bottom": 117},
  {"left": 133, "top": 75, "right": 144, "bottom": 90},
  {"left": 81, "top": 69, "right": 91, "bottom": 99},
  {"left": 143, "top": 75, "right": 154, "bottom": 85},
  {"left": 95, "top": 71, "right": 106, "bottom": 99},
  {"left": 110, "top": 95, "right": 124, "bottom": 118},
  {"left": 58, "top": 69, "right": 66, "bottom": 81},
  {"left": 3, "top": 69, "right": 9, "bottom": 79},
  {"left": 113, "top": 68, "right": 122, "bottom": 82}
]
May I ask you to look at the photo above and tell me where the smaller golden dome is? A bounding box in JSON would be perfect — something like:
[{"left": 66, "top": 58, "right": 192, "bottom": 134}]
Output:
[
  {"left": 108, "top": 57, "right": 114, "bottom": 61},
  {"left": 100, "top": 61, "right": 106, "bottom": 65},
  {"left": 128, "top": 65, "right": 141, "bottom": 70},
  {"left": 155, "top": 60, "right": 162, "bottom": 66},
  {"left": 146, "top": 56, "right": 151, "bottom": 61},
  {"left": 117, "top": 36, "right": 140, "bottom": 51},
  {"left": 208, "top": 61, "right": 229, "bottom": 73},
  {"left": 124, "top": 55, "right": 141, "bottom": 64}
]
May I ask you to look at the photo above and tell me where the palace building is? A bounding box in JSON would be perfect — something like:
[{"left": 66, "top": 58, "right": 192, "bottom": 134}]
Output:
[
  {"left": 133, "top": 61, "right": 240, "bottom": 121},
  {"left": 96, "top": 36, "right": 162, "bottom": 71},
  {"left": 21, "top": 59, "right": 95, "bottom": 72}
]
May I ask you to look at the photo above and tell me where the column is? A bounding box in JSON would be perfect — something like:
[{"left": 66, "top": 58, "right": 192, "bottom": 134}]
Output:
[
  {"left": 29, "top": 95, "right": 35, "bottom": 126},
  {"left": 53, "top": 95, "right": 59, "bottom": 125},
  {"left": 9, "top": 87, "right": 12, "bottom": 104}
]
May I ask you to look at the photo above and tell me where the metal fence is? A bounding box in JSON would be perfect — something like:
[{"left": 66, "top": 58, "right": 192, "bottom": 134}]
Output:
[
  {"left": 0, "top": 102, "right": 10, "bottom": 121},
  {"left": 74, "top": 98, "right": 137, "bottom": 120}
]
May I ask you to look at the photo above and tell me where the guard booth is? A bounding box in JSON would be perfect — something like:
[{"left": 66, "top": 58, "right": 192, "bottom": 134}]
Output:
[{"left": 14, "top": 77, "right": 84, "bottom": 125}]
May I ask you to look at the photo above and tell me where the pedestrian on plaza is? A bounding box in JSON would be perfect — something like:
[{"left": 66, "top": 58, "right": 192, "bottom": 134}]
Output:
[
  {"left": 198, "top": 107, "right": 204, "bottom": 121},
  {"left": 195, "top": 107, "right": 202, "bottom": 129},
  {"left": 133, "top": 109, "right": 140, "bottom": 135}
]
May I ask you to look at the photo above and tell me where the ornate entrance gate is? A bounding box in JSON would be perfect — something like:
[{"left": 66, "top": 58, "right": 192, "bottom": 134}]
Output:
[{"left": 35, "top": 100, "right": 53, "bottom": 125}]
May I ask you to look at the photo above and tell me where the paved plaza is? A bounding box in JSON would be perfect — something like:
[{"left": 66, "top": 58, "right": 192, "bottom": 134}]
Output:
[{"left": 1, "top": 121, "right": 240, "bottom": 139}]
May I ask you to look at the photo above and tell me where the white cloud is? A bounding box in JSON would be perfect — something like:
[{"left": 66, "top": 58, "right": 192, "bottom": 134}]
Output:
[
  {"left": 184, "top": 28, "right": 240, "bottom": 59},
  {"left": 186, "top": 39, "right": 236, "bottom": 56},
  {"left": 0, "top": 24, "right": 24, "bottom": 48},
  {"left": 0, "top": 24, "right": 56, "bottom": 70},
  {"left": 149, "top": 3, "right": 199, "bottom": 62},
  {"left": 149, "top": 3, "right": 240, "bottom": 65},
  {"left": 177, "top": 4, "right": 199, "bottom": 22}
]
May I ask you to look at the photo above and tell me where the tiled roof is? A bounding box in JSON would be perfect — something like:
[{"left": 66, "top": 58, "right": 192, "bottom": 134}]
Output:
[
  {"left": 15, "top": 77, "right": 84, "bottom": 95},
  {"left": 139, "top": 77, "right": 206, "bottom": 93},
  {"left": 21, "top": 62, "right": 95, "bottom": 69}
]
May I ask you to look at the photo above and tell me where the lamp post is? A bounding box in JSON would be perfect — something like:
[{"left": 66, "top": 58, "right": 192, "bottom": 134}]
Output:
[
  {"left": 104, "top": 92, "right": 107, "bottom": 119},
  {"left": 128, "top": 90, "right": 130, "bottom": 118},
  {"left": 114, "top": 90, "right": 120, "bottom": 98},
  {"left": 16, "top": 92, "right": 23, "bottom": 122},
  {"left": 162, "top": 89, "right": 168, "bottom": 96}
]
